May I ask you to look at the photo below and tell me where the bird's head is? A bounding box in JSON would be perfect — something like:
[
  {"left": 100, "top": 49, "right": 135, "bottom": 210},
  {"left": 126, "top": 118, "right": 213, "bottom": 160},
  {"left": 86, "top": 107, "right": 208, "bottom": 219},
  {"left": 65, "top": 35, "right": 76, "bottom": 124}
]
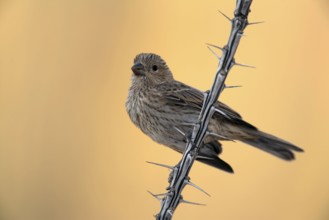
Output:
[{"left": 131, "top": 53, "right": 174, "bottom": 86}]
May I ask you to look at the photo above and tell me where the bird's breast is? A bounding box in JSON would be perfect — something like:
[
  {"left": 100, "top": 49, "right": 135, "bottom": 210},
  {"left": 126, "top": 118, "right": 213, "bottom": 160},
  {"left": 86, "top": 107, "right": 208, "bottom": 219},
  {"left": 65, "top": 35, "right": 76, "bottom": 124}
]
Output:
[{"left": 126, "top": 86, "right": 211, "bottom": 151}]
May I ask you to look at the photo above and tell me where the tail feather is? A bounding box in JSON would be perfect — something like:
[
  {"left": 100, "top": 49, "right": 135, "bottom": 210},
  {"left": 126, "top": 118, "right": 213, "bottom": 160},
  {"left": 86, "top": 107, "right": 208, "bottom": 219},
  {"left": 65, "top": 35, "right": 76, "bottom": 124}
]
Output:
[
  {"left": 196, "top": 141, "right": 234, "bottom": 173},
  {"left": 240, "top": 130, "right": 303, "bottom": 160},
  {"left": 197, "top": 155, "right": 234, "bottom": 173}
]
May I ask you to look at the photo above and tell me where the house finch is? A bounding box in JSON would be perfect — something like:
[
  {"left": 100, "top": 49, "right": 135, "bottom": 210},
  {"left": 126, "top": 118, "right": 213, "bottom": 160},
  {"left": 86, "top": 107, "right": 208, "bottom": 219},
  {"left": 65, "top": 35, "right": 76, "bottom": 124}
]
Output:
[{"left": 126, "top": 53, "right": 303, "bottom": 173}]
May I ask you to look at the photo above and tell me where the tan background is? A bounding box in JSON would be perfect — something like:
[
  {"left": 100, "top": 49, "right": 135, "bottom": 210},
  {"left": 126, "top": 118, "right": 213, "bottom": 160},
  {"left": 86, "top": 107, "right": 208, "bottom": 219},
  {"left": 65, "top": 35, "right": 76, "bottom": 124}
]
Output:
[{"left": 0, "top": 0, "right": 329, "bottom": 220}]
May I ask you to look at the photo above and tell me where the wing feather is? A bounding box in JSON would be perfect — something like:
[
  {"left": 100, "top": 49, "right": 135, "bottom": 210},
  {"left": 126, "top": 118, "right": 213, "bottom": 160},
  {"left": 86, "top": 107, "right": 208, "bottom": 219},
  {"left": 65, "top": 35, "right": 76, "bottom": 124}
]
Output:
[{"left": 155, "top": 81, "right": 244, "bottom": 121}]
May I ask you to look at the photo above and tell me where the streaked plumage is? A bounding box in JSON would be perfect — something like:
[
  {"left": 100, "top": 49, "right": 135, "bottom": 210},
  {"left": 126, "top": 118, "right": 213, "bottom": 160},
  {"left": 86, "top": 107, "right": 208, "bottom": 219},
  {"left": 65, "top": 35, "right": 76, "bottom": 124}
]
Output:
[{"left": 126, "top": 53, "right": 303, "bottom": 173}]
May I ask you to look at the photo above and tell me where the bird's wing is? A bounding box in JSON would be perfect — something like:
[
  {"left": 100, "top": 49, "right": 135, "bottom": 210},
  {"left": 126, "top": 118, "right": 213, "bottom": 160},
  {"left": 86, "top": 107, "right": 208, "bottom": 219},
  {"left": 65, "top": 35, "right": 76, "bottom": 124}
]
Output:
[{"left": 154, "top": 81, "right": 242, "bottom": 120}]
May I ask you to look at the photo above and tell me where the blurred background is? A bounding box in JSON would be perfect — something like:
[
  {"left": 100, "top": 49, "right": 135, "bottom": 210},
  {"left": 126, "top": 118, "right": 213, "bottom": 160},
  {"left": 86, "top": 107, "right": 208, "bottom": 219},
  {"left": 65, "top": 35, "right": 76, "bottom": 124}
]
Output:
[{"left": 0, "top": 0, "right": 328, "bottom": 220}]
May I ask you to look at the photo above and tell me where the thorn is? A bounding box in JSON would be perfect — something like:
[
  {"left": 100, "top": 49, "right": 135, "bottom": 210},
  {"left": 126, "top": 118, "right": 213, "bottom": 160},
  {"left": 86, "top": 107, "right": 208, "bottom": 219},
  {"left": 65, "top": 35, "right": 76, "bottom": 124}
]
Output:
[
  {"left": 181, "top": 122, "right": 198, "bottom": 126},
  {"left": 211, "top": 106, "right": 230, "bottom": 118},
  {"left": 146, "top": 161, "right": 174, "bottom": 170},
  {"left": 180, "top": 199, "right": 206, "bottom": 206},
  {"left": 206, "top": 131, "right": 235, "bottom": 142},
  {"left": 186, "top": 180, "right": 211, "bottom": 197},
  {"left": 149, "top": 191, "right": 168, "bottom": 197},
  {"left": 225, "top": 85, "right": 242, "bottom": 89},
  {"left": 248, "top": 21, "right": 265, "bottom": 26},
  {"left": 207, "top": 46, "right": 221, "bottom": 60},
  {"left": 206, "top": 43, "right": 223, "bottom": 52},
  {"left": 173, "top": 127, "right": 187, "bottom": 139},
  {"left": 147, "top": 191, "right": 165, "bottom": 201},
  {"left": 167, "top": 209, "right": 174, "bottom": 217},
  {"left": 174, "top": 127, "right": 193, "bottom": 143},
  {"left": 218, "top": 10, "right": 232, "bottom": 22},
  {"left": 234, "top": 61, "right": 256, "bottom": 69}
]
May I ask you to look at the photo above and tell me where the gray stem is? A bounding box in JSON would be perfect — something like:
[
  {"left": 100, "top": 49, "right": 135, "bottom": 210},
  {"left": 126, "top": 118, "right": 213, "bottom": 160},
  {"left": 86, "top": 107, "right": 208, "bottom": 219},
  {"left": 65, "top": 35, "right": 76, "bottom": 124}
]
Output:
[{"left": 155, "top": 1, "right": 253, "bottom": 219}]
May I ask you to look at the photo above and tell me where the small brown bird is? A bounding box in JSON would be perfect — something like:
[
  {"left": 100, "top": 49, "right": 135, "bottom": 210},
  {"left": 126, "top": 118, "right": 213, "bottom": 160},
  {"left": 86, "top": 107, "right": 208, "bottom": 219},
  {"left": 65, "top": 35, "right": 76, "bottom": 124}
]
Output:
[{"left": 126, "top": 53, "right": 303, "bottom": 173}]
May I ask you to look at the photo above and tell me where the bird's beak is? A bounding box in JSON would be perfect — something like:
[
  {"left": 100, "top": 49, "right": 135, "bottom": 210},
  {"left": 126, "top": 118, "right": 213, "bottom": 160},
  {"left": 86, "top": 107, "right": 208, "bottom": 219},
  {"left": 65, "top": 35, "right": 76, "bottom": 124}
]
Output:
[{"left": 131, "top": 62, "right": 145, "bottom": 76}]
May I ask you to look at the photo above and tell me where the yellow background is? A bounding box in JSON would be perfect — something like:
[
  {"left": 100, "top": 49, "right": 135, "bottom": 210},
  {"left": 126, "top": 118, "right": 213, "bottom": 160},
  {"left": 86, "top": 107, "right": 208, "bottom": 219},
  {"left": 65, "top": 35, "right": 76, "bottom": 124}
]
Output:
[{"left": 0, "top": 1, "right": 328, "bottom": 220}]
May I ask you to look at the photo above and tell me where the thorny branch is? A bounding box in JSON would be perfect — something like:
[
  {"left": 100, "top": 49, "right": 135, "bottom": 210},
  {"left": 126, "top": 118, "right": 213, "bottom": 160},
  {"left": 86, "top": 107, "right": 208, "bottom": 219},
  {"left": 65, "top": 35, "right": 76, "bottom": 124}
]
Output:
[{"left": 150, "top": 1, "right": 254, "bottom": 219}]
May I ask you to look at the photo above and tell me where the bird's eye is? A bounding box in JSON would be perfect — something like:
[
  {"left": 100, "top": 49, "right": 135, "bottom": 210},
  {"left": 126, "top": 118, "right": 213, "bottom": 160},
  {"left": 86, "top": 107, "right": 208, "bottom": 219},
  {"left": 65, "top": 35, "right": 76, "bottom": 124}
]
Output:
[{"left": 152, "top": 65, "right": 158, "bottom": 72}]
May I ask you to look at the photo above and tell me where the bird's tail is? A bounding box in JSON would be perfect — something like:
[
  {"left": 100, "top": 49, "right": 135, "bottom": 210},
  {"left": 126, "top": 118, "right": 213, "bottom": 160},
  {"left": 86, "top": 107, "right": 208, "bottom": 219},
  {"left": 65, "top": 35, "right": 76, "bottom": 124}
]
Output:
[
  {"left": 239, "top": 129, "right": 303, "bottom": 160},
  {"left": 196, "top": 141, "right": 234, "bottom": 173}
]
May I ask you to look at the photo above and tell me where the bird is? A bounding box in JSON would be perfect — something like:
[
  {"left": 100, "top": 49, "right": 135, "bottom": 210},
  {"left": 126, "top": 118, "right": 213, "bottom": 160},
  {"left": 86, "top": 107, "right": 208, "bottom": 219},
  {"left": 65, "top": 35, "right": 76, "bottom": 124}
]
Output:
[{"left": 126, "top": 53, "right": 303, "bottom": 173}]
